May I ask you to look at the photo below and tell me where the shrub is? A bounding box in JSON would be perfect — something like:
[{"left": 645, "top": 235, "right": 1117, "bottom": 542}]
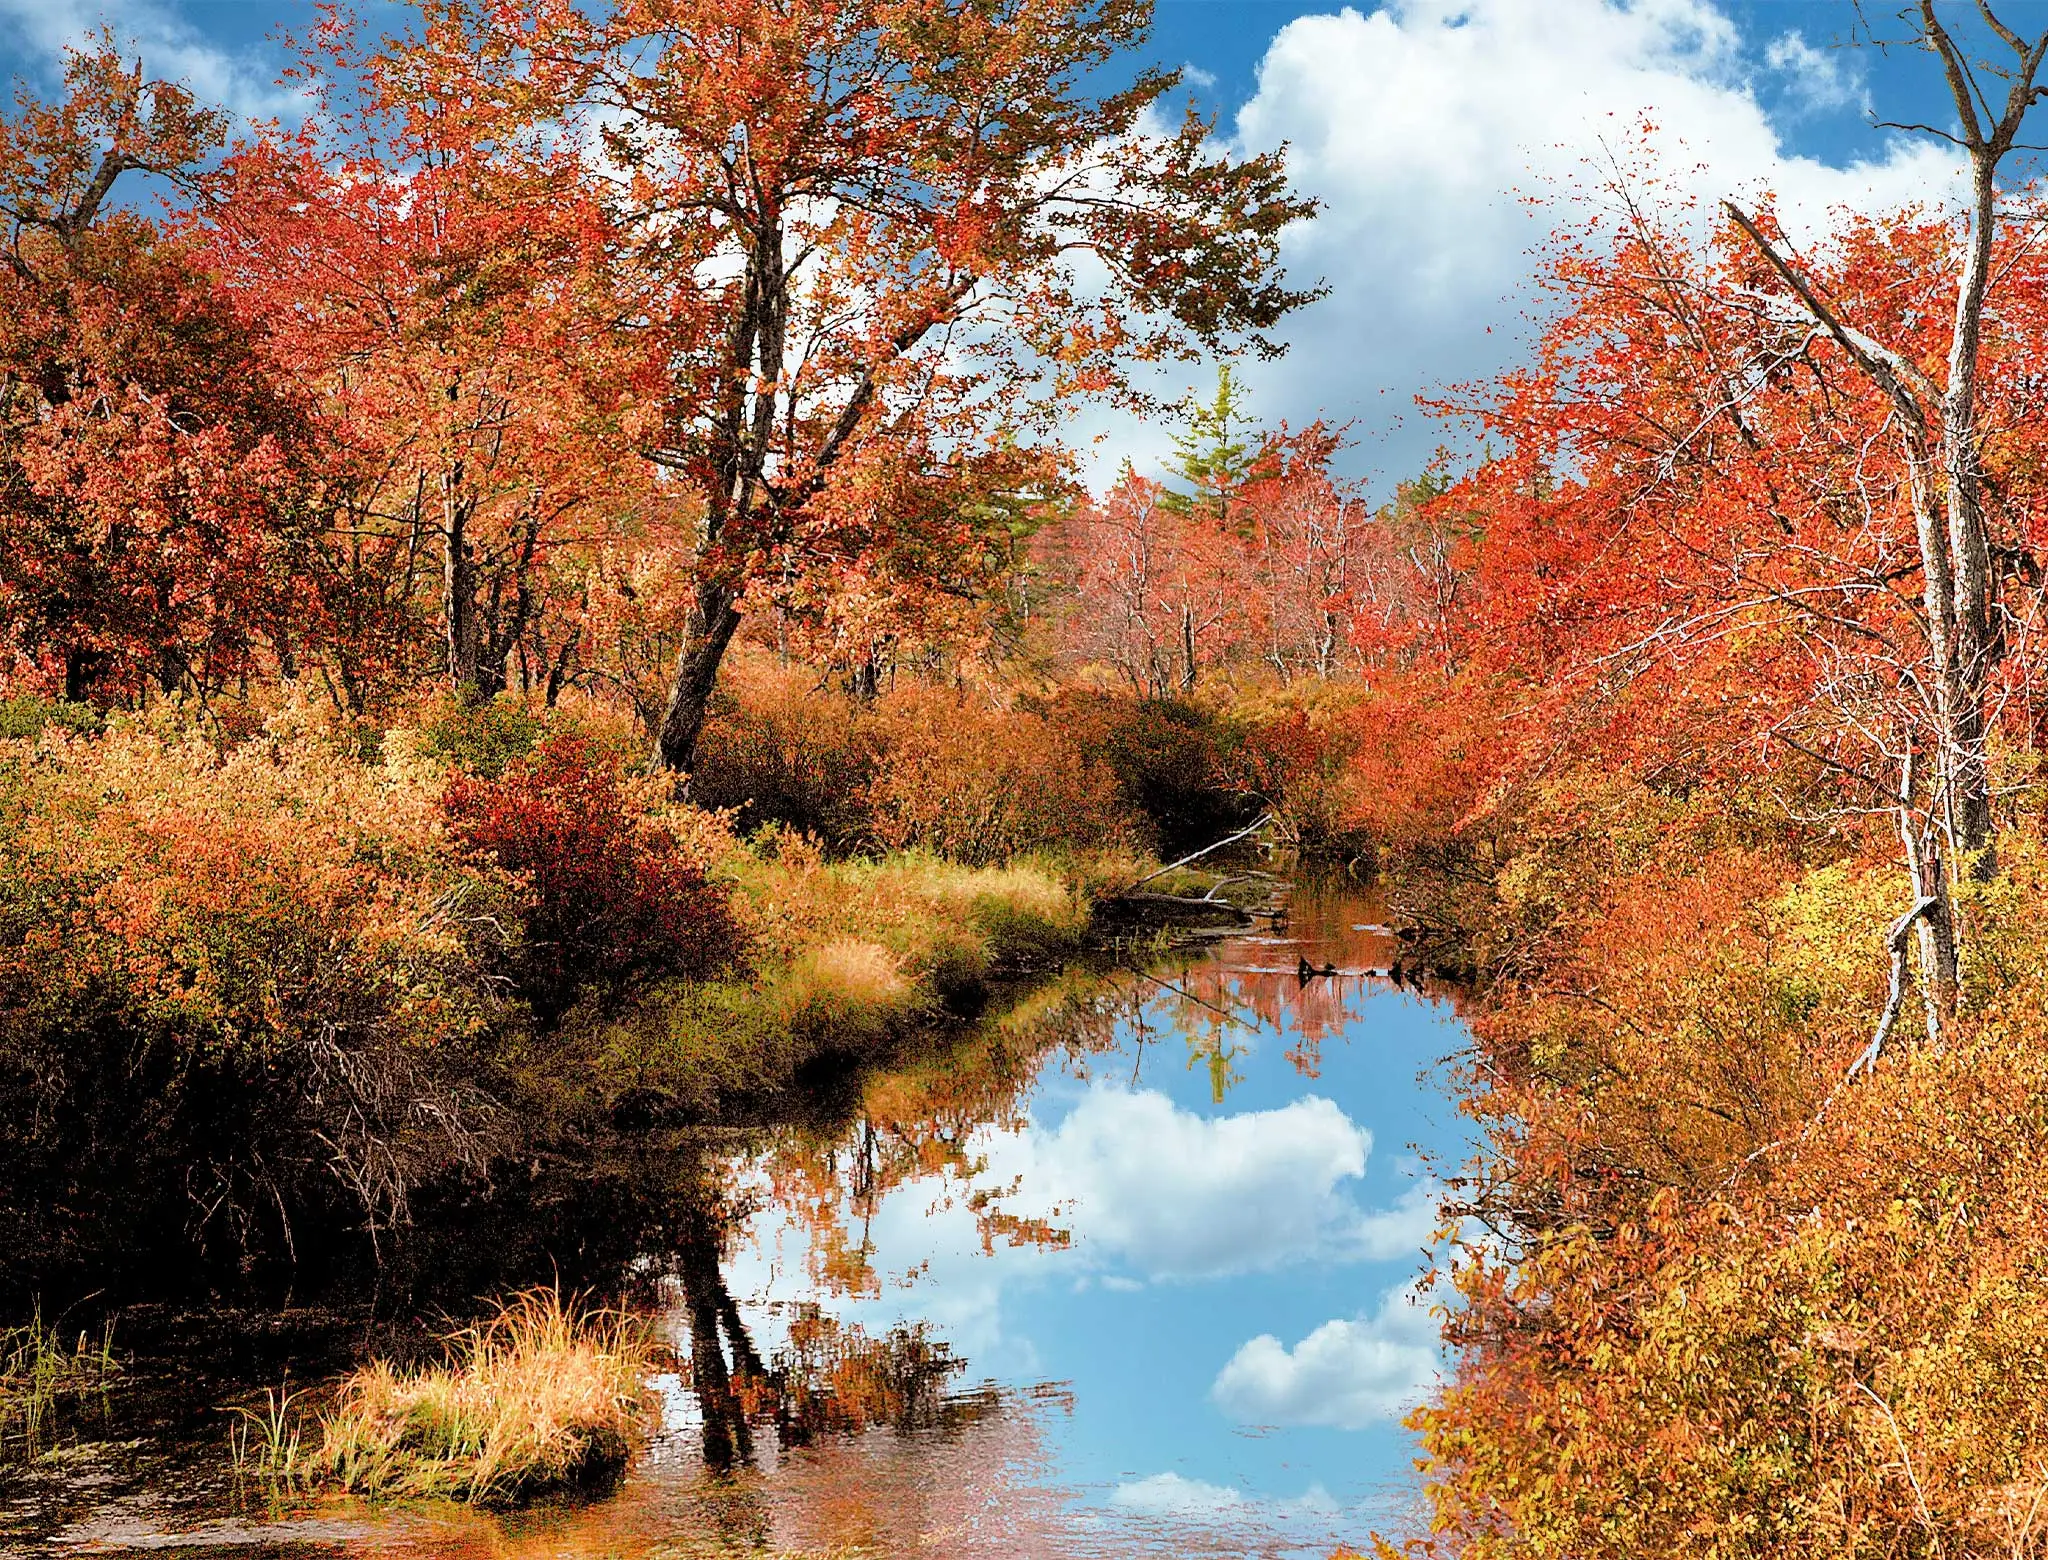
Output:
[
  {"left": 1225, "top": 687, "right": 1371, "bottom": 857},
  {"left": 414, "top": 696, "right": 547, "bottom": 780},
  {"left": 310, "top": 1288, "right": 652, "bottom": 1503},
  {"left": 690, "top": 661, "right": 876, "bottom": 849},
  {"left": 1020, "top": 690, "right": 1249, "bottom": 853},
  {"left": 0, "top": 713, "right": 510, "bottom": 1298},
  {"left": 1411, "top": 830, "right": 2048, "bottom": 1558},
  {"left": 693, "top": 663, "right": 1151, "bottom": 866},
  {"left": 860, "top": 689, "right": 1139, "bottom": 866},
  {"left": 442, "top": 736, "right": 746, "bottom": 1021},
  {"left": 0, "top": 696, "right": 99, "bottom": 741}
]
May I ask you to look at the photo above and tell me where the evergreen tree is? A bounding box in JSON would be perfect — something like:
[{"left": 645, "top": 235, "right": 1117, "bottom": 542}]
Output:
[{"left": 1162, "top": 366, "right": 1258, "bottom": 526}]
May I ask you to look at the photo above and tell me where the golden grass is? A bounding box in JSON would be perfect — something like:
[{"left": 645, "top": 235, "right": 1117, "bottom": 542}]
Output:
[
  {"left": 569, "top": 844, "right": 1127, "bottom": 1112},
  {"left": 775, "top": 938, "right": 916, "bottom": 1033},
  {"left": 308, "top": 1289, "right": 652, "bottom": 1505}
]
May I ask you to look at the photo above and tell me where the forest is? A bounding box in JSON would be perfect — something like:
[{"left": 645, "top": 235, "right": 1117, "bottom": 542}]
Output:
[{"left": 7, "top": 0, "right": 2048, "bottom": 1555}]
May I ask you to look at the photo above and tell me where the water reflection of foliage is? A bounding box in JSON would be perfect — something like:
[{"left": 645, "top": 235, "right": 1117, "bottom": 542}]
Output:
[
  {"left": 755, "top": 1310, "right": 990, "bottom": 1444},
  {"left": 748, "top": 874, "right": 1431, "bottom": 1296},
  {"left": 667, "top": 876, "right": 1438, "bottom": 1480}
]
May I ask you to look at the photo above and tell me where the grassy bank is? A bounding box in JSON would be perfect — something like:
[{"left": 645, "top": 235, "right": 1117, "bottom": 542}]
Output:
[
  {"left": 564, "top": 845, "right": 1115, "bottom": 1122},
  {"left": 0, "top": 688, "right": 1177, "bottom": 1307}
]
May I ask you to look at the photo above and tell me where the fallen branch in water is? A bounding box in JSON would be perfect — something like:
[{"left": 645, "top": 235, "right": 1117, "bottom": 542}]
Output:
[
  {"left": 1121, "top": 815, "right": 1273, "bottom": 894},
  {"left": 1094, "top": 891, "right": 1256, "bottom": 928}
]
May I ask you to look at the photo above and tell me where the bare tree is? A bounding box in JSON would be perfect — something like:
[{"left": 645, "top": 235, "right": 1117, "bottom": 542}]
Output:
[{"left": 1722, "top": 2, "right": 2048, "bottom": 1031}]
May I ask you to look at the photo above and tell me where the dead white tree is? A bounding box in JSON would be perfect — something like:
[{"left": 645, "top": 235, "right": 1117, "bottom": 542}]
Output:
[{"left": 1723, "top": 1, "right": 2048, "bottom": 1038}]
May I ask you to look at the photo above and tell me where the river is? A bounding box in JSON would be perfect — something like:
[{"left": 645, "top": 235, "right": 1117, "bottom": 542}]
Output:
[{"left": 10, "top": 874, "right": 1474, "bottom": 1559}]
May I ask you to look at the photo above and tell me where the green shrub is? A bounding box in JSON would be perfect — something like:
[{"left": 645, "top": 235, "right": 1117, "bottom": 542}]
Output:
[{"left": 414, "top": 696, "right": 547, "bottom": 779}]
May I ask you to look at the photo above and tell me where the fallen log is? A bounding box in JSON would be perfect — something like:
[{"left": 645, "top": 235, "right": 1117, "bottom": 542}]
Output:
[{"left": 1092, "top": 891, "right": 1257, "bottom": 931}]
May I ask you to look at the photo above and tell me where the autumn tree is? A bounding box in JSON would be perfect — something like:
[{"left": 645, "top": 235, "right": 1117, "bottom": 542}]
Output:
[
  {"left": 1440, "top": 50, "right": 2048, "bottom": 1045},
  {"left": 379, "top": 0, "right": 1318, "bottom": 771},
  {"left": 1713, "top": 5, "right": 2048, "bottom": 1032},
  {"left": 0, "top": 41, "right": 337, "bottom": 703},
  {"left": 1040, "top": 466, "right": 1239, "bottom": 695},
  {"left": 204, "top": 41, "right": 654, "bottom": 709}
]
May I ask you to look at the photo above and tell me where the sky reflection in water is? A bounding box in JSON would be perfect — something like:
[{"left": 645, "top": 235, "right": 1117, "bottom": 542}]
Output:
[
  {"left": 709, "top": 877, "right": 1477, "bottom": 1556},
  {"left": 33, "top": 879, "right": 1473, "bottom": 1560}
]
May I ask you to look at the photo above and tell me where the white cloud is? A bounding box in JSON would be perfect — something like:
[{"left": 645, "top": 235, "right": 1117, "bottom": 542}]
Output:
[
  {"left": 1108, "top": 1471, "right": 1344, "bottom": 1524},
  {"left": 1764, "top": 29, "right": 1868, "bottom": 116},
  {"left": 1211, "top": 1279, "right": 1443, "bottom": 1429},
  {"left": 991, "top": 1087, "right": 1432, "bottom": 1280},
  {"left": 1111, "top": 1471, "right": 1251, "bottom": 1517},
  {"left": 715, "top": 1083, "right": 1441, "bottom": 1378},
  {"left": 1128, "top": 0, "right": 1966, "bottom": 494},
  {"left": 0, "top": 0, "right": 305, "bottom": 124}
]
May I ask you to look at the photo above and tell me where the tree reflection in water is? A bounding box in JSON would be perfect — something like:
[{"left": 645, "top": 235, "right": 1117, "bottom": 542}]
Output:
[
  {"left": 667, "top": 872, "right": 1447, "bottom": 1471},
  {"left": 671, "top": 1150, "right": 1001, "bottom": 1473}
]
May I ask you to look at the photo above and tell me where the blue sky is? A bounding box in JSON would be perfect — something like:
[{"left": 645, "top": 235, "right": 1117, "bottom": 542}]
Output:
[{"left": 0, "top": 1, "right": 2016, "bottom": 486}]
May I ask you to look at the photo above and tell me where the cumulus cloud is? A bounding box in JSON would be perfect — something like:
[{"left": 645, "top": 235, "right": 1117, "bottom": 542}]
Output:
[
  {"left": 991, "top": 1086, "right": 1433, "bottom": 1281},
  {"left": 1111, "top": 1471, "right": 1253, "bottom": 1517},
  {"left": 716, "top": 1083, "right": 1440, "bottom": 1374},
  {"left": 1211, "top": 1280, "right": 1443, "bottom": 1429},
  {"left": 1163, "top": 0, "right": 1964, "bottom": 492},
  {"left": 0, "top": 0, "right": 306, "bottom": 124},
  {"left": 1108, "top": 1471, "right": 1346, "bottom": 1527}
]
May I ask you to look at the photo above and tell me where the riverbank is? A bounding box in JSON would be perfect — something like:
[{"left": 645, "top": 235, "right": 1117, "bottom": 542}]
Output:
[
  {"left": 0, "top": 688, "right": 1287, "bottom": 1317},
  {"left": 2, "top": 868, "right": 1454, "bottom": 1557},
  {"left": 1348, "top": 753, "right": 2048, "bottom": 1555}
]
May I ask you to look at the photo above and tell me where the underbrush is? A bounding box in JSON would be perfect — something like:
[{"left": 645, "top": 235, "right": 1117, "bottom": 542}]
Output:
[
  {"left": 309, "top": 1289, "right": 652, "bottom": 1504},
  {"left": 691, "top": 655, "right": 1250, "bottom": 858},
  {"left": 1401, "top": 789, "right": 2048, "bottom": 1558},
  {"left": 0, "top": 705, "right": 513, "bottom": 1300},
  {"left": 0, "top": 688, "right": 1154, "bottom": 1302}
]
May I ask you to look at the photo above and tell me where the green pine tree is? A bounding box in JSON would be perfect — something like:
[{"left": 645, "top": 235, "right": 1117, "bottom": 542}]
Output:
[{"left": 1161, "top": 366, "right": 1257, "bottom": 526}]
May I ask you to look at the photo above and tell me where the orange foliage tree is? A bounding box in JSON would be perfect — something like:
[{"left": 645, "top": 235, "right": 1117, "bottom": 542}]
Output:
[
  {"left": 379, "top": 0, "right": 1320, "bottom": 771},
  {"left": 205, "top": 34, "right": 657, "bottom": 708},
  {"left": 0, "top": 43, "right": 341, "bottom": 704},
  {"left": 1438, "top": 154, "right": 2048, "bottom": 1046}
]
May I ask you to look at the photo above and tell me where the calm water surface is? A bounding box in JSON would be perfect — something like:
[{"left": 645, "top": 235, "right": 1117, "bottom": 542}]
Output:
[{"left": 12, "top": 876, "right": 1474, "bottom": 1559}]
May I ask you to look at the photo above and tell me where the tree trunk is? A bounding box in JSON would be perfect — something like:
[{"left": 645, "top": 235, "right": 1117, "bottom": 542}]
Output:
[
  {"left": 442, "top": 478, "right": 480, "bottom": 697},
  {"left": 1898, "top": 743, "right": 1957, "bottom": 1045},
  {"left": 1939, "top": 153, "right": 2004, "bottom": 881},
  {"left": 62, "top": 647, "right": 99, "bottom": 703},
  {"left": 653, "top": 579, "right": 743, "bottom": 773}
]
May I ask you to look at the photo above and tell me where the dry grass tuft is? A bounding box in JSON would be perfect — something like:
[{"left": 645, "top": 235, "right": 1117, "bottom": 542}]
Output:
[{"left": 310, "top": 1289, "right": 653, "bottom": 1505}]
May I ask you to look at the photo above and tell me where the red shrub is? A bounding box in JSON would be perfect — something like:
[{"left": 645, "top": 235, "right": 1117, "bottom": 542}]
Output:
[{"left": 442, "top": 736, "right": 743, "bottom": 1019}]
